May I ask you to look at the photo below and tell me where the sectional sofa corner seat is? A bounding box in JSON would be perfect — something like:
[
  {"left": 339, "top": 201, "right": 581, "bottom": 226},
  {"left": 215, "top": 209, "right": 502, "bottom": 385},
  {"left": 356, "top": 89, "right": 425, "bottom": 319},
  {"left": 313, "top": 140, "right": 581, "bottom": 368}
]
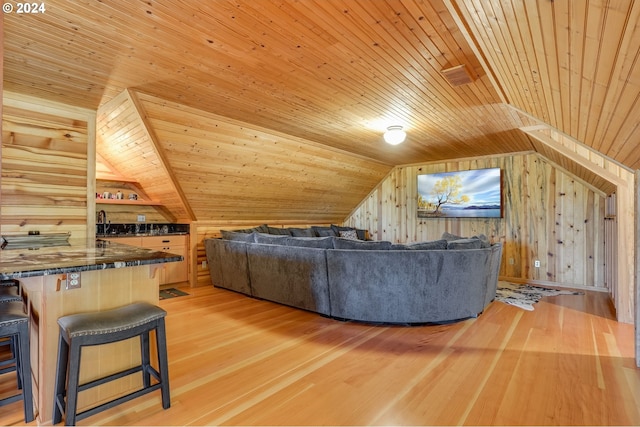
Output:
[{"left": 204, "top": 232, "right": 503, "bottom": 324}]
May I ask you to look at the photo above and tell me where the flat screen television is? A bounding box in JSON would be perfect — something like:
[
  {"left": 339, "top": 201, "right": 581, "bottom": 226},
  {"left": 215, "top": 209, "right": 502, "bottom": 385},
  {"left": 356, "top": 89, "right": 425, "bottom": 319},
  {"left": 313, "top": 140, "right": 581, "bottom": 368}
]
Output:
[{"left": 417, "top": 168, "right": 503, "bottom": 218}]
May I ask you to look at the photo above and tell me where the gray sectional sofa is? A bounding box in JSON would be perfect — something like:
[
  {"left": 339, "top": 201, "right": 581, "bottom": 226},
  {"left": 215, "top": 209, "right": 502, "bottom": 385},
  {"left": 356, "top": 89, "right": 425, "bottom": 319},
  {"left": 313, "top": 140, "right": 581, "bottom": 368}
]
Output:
[{"left": 204, "top": 230, "right": 503, "bottom": 324}]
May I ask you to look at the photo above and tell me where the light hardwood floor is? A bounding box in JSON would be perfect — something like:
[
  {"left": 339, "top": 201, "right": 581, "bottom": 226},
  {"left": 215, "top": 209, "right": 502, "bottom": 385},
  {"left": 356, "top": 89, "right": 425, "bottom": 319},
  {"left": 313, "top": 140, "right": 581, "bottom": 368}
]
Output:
[{"left": 1, "top": 283, "right": 639, "bottom": 426}]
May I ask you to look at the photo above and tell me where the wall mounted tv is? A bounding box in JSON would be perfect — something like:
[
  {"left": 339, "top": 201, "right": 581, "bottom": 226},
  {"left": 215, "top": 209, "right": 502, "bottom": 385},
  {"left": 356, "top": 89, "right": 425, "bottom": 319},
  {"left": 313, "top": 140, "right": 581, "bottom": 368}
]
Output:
[{"left": 417, "top": 168, "right": 503, "bottom": 218}]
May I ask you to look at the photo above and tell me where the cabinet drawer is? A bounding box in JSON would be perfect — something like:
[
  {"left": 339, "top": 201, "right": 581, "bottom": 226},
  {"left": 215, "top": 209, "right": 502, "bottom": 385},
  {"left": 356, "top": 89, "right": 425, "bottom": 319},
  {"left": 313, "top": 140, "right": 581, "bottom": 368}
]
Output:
[{"left": 141, "top": 235, "right": 187, "bottom": 247}]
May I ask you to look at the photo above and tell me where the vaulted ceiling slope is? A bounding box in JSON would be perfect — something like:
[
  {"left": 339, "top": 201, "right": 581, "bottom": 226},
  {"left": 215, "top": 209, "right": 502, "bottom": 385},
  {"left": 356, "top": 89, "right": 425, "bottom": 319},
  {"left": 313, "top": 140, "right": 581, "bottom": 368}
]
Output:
[
  {"left": 4, "top": 1, "right": 640, "bottom": 209},
  {"left": 96, "top": 89, "right": 391, "bottom": 223}
]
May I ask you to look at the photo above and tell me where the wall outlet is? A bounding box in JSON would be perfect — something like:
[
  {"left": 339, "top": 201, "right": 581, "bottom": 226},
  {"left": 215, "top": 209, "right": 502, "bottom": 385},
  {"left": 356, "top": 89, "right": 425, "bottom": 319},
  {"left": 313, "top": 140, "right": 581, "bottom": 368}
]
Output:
[
  {"left": 508, "top": 257, "right": 515, "bottom": 265},
  {"left": 64, "top": 272, "right": 82, "bottom": 289},
  {"left": 137, "top": 214, "right": 146, "bottom": 222},
  {"left": 202, "top": 260, "right": 207, "bottom": 268},
  {"left": 534, "top": 260, "right": 541, "bottom": 268}
]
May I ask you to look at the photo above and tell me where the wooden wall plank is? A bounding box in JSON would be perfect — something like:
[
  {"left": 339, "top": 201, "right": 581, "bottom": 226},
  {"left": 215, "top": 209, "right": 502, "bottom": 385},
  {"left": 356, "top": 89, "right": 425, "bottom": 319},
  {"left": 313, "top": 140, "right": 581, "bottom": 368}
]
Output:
[{"left": 2, "top": 93, "right": 93, "bottom": 238}]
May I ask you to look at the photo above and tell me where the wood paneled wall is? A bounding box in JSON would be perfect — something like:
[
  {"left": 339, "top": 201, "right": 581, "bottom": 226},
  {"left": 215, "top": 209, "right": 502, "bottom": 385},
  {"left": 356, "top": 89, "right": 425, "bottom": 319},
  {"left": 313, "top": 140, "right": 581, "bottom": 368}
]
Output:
[
  {"left": 345, "top": 153, "right": 607, "bottom": 292},
  {"left": 1, "top": 93, "right": 95, "bottom": 238}
]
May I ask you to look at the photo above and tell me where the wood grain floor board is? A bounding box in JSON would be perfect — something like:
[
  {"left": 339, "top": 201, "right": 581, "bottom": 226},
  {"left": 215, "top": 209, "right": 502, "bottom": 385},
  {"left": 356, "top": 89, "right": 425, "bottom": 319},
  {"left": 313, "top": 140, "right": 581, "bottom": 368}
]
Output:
[{"left": 0, "top": 284, "right": 638, "bottom": 426}]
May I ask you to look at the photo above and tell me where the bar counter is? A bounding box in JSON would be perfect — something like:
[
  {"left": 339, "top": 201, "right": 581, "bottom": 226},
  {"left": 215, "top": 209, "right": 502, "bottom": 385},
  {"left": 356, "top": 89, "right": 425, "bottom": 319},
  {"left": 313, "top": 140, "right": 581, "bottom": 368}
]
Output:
[
  {"left": 0, "top": 238, "right": 182, "bottom": 279},
  {"left": 0, "top": 238, "right": 182, "bottom": 425}
]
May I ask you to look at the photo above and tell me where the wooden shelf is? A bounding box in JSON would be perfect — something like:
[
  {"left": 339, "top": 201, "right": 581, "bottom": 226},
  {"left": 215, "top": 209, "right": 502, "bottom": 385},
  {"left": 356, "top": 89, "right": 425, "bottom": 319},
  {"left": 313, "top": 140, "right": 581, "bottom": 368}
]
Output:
[{"left": 96, "top": 199, "right": 162, "bottom": 206}]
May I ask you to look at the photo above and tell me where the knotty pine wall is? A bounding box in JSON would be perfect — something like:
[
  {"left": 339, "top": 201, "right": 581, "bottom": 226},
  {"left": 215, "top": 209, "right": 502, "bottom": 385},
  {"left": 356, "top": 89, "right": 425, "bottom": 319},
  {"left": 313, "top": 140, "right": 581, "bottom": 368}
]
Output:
[
  {"left": 1, "top": 93, "right": 96, "bottom": 238},
  {"left": 344, "top": 153, "right": 607, "bottom": 292}
]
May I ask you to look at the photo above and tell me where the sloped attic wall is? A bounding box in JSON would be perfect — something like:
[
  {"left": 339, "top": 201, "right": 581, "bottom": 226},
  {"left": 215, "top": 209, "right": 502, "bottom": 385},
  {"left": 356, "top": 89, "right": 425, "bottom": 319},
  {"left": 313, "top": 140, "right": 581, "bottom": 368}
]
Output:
[
  {"left": 97, "top": 90, "right": 392, "bottom": 225},
  {"left": 345, "top": 153, "right": 607, "bottom": 293}
]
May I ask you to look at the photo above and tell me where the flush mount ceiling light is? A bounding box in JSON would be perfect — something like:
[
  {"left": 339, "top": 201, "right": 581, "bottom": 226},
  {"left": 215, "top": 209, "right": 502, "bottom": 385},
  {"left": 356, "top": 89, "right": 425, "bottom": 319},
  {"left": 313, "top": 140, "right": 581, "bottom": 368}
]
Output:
[{"left": 383, "top": 125, "right": 406, "bottom": 145}]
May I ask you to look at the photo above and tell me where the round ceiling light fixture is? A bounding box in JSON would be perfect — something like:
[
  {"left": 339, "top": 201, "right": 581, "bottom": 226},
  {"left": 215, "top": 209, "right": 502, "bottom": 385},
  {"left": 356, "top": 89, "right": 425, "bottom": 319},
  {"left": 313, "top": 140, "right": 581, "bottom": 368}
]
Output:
[{"left": 383, "top": 125, "right": 406, "bottom": 145}]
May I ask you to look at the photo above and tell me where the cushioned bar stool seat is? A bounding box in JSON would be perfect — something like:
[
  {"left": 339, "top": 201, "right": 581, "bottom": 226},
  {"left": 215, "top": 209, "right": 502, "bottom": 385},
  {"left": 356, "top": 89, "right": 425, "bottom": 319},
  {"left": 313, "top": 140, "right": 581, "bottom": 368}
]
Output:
[
  {"left": 0, "top": 285, "right": 22, "bottom": 304},
  {"left": 0, "top": 301, "right": 34, "bottom": 423},
  {"left": 52, "top": 302, "right": 170, "bottom": 426}
]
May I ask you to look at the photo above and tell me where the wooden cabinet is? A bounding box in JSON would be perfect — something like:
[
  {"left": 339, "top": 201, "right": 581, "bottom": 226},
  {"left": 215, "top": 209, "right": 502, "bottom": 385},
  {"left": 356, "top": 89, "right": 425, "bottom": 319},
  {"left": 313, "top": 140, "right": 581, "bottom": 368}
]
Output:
[
  {"left": 101, "top": 235, "right": 188, "bottom": 285},
  {"left": 141, "top": 235, "right": 188, "bottom": 284}
]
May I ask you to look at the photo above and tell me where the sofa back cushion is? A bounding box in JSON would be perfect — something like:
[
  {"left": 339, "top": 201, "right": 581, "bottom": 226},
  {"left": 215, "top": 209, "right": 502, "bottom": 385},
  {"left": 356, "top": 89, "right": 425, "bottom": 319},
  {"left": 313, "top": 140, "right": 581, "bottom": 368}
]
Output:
[
  {"left": 283, "top": 236, "right": 335, "bottom": 249},
  {"left": 447, "top": 238, "right": 483, "bottom": 250},
  {"left": 312, "top": 226, "right": 337, "bottom": 237},
  {"left": 333, "top": 238, "right": 392, "bottom": 250},
  {"left": 392, "top": 239, "right": 448, "bottom": 250},
  {"left": 254, "top": 233, "right": 289, "bottom": 245},
  {"left": 267, "top": 226, "right": 291, "bottom": 235},
  {"left": 220, "top": 230, "right": 255, "bottom": 242},
  {"left": 288, "top": 227, "right": 316, "bottom": 237}
]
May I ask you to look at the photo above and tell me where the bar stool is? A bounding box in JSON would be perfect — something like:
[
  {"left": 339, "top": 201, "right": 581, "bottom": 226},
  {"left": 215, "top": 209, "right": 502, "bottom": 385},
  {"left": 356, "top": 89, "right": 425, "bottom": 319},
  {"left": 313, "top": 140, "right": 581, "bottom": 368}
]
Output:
[
  {"left": 0, "top": 286, "right": 22, "bottom": 304},
  {"left": 52, "top": 302, "right": 170, "bottom": 426},
  {"left": 0, "top": 279, "right": 27, "bottom": 396},
  {"left": 0, "top": 301, "right": 34, "bottom": 423}
]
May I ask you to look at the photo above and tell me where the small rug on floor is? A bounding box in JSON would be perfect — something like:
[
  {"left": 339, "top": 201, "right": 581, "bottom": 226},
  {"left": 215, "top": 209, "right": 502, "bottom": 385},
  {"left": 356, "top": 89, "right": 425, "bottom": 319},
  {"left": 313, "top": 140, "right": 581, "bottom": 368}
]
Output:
[
  {"left": 495, "top": 283, "right": 583, "bottom": 311},
  {"left": 159, "top": 288, "right": 189, "bottom": 300}
]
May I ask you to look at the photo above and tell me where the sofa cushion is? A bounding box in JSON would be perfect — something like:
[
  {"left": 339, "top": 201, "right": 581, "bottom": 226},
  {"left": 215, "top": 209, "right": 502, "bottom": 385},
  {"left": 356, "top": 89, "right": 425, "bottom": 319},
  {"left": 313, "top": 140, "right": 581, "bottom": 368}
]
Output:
[
  {"left": 248, "top": 224, "right": 269, "bottom": 233},
  {"left": 472, "top": 234, "right": 491, "bottom": 248},
  {"left": 339, "top": 229, "right": 359, "bottom": 240},
  {"left": 220, "top": 230, "right": 255, "bottom": 242},
  {"left": 447, "top": 238, "right": 483, "bottom": 250},
  {"left": 331, "top": 224, "right": 354, "bottom": 236},
  {"left": 407, "top": 239, "right": 448, "bottom": 250},
  {"left": 312, "top": 226, "right": 337, "bottom": 237},
  {"left": 356, "top": 229, "right": 369, "bottom": 240},
  {"left": 333, "top": 238, "right": 392, "bottom": 250},
  {"left": 288, "top": 227, "right": 315, "bottom": 237},
  {"left": 254, "top": 233, "right": 289, "bottom": 244},
  {"left": 283, "top": 236, "right": 335, "bottom": 249},
  {"left": 442, "top": 231, "right": 464, "bottom": 241},
  {"left": 267, "top": 226, "right": 291, "bottom": 235}
]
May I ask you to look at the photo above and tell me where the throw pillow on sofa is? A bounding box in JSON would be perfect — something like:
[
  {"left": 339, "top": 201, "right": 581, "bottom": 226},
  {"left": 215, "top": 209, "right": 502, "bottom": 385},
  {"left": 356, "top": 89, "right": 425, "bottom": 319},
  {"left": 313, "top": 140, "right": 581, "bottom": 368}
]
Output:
[
  {"left": 339, "top": 229, "right": 359, "bottom": 240},
  {"left": 333, "top": 238, "right": 392, "bottom": 250},
  {"left": 332, "top": 224, "right": 370, "bottom": 240}
]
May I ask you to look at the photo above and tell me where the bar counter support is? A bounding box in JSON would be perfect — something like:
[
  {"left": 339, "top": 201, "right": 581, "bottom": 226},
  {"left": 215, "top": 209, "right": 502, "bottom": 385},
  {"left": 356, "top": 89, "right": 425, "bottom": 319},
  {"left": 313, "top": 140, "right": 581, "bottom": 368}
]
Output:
[{"left": 21, "top": 264, "right": 161, "bottom": 425}]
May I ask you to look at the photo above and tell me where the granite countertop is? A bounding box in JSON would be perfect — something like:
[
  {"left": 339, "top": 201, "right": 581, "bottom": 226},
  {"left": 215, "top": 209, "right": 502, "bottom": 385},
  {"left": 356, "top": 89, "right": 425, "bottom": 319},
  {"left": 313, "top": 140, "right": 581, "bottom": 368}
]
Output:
[
  {"left": 95, "top": 232, "right": 189, "bottom": 238},
  {"left": 0, "top": 238, "right": 183, "bottom": 280}
]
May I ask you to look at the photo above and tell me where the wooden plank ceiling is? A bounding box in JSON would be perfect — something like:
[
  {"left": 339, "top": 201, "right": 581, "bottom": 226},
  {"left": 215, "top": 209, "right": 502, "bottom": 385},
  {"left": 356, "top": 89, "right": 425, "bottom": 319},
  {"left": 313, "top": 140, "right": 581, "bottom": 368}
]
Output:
[{"left": 4, "top": 0, "right": 640, "bottom": 221}]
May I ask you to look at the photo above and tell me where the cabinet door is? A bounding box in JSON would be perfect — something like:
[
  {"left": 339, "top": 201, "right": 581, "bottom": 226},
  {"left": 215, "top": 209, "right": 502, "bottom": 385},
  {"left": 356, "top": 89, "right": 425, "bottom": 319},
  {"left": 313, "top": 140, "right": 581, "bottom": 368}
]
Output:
[{"left": 140, "top": 236, "right": 188, "bottom": 284}]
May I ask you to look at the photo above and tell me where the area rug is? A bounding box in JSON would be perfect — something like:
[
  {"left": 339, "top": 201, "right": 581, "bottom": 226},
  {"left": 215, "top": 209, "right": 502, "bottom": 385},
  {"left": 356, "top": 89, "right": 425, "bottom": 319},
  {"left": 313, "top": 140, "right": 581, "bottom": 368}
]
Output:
[
  {"left": 159, "top": 288, "right": 189, "bottom": 300},
  {"left": 495, "top": 283, "right": 583, "bottom": 311}
]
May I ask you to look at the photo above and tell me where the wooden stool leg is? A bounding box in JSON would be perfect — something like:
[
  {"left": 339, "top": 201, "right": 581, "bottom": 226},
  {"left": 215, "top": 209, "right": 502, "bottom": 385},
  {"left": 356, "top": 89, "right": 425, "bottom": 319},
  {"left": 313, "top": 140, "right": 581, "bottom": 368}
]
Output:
[
  {"left": 12, "top": 335, "right": 22, "bottom": 389},
  {"left": 156, "top": 319, "right": 170, "bottom": 409},
  {"left": 64, "top": 341, "right": 82, "bottom": 426},
  {"left": 17, "top": 323, "right": 34, "bottom": 423},
  {"left": 53, "top": 334, "right": 69, "bottom": 425},
  {"left": 140, "top": 331, "right": 151, "bottom": 388}
]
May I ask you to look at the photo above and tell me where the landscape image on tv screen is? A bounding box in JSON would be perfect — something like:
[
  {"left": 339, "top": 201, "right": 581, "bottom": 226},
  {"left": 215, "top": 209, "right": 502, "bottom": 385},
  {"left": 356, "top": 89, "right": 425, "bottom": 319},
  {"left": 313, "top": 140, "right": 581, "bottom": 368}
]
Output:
[{"left": 417, "top": 168, "right": 502, "bottom": 218}]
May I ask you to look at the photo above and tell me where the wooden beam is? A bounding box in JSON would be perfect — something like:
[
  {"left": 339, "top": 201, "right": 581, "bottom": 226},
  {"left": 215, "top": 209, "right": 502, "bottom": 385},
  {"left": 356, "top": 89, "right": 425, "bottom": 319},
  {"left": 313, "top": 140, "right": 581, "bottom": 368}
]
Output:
[
  {"left": 522, "top": 128, "right": 628, "bottom": 187},
  {"left": 125, "top": 89, "right": 196, "bottom": 221}
]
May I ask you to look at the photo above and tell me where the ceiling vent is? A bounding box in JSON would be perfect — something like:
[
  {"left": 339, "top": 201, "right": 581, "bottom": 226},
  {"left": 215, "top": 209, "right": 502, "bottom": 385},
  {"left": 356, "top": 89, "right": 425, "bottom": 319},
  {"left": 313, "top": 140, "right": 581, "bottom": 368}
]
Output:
[{"left": 441, "top": 64, "right": 475, "bottom": 87}]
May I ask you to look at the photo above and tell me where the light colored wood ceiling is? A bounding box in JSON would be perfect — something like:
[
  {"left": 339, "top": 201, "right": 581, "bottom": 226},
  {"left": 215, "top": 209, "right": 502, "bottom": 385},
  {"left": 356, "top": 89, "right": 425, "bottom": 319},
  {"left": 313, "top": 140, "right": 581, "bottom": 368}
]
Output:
[{"left": 5, "top": 0, "right": 639, "bottom": 221}]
